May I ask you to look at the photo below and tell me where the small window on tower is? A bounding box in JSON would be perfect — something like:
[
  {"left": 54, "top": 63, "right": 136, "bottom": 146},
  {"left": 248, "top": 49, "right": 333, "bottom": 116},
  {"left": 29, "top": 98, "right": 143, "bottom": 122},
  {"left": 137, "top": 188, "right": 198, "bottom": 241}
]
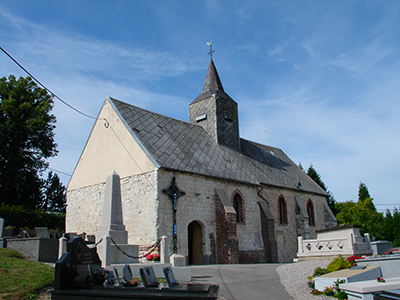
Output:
[
  {"left": 223, "top": 111, "right": 233, "bottom": 121},
  {"left": 196, "top": 113, "right": 207, "bottom": 122}
]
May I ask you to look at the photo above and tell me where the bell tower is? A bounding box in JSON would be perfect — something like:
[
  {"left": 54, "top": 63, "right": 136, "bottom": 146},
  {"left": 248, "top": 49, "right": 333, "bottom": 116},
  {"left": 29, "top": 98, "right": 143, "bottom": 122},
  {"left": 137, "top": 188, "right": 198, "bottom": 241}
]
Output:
[{"left": 189, "top": 59, "right": 240, "bottom": 150}]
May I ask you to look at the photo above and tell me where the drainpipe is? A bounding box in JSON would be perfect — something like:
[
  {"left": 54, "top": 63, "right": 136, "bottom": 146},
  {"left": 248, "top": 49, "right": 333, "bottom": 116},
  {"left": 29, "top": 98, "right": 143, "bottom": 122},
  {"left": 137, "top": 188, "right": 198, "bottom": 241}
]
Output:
[{"left": 257, "top": 185, "right": 270, "bottom": 208}]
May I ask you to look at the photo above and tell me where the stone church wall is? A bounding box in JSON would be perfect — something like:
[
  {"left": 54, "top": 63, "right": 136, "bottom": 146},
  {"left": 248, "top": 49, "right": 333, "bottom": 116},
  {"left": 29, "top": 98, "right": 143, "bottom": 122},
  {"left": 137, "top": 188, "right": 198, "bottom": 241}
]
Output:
[
  {"left": 67, "top": 167, "right": 329, "bottom": 264},
  {"left": 157, "top": 169, "right": 268, "bottom": 263},
  {"left": 66, "top": 171, "right": 158, "bottom": 245},
  {"left": 258, "top": 186, "right": 329, "bottom": 262}
]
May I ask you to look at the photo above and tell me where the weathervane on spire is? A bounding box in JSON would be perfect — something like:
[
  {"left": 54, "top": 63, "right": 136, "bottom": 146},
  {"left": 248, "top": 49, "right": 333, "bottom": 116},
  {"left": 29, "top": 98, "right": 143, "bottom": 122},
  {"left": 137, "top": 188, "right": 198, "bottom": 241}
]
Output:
[{"left": 206, "top": 41, "right": 215, "bottom": 59}]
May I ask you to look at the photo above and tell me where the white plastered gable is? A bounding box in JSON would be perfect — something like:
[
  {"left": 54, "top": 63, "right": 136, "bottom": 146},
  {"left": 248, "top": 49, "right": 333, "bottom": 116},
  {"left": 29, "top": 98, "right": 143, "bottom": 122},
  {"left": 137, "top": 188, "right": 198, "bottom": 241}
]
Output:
[{"left": 68, "top": 97, "right": 157, "bottom": 191}]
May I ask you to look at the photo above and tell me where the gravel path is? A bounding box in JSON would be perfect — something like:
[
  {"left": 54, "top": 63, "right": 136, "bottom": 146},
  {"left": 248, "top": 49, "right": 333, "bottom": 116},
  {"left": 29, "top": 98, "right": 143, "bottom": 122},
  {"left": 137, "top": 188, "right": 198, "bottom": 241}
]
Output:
[{"left": 276, "top": 260, "right": 332, "bottom": 300}]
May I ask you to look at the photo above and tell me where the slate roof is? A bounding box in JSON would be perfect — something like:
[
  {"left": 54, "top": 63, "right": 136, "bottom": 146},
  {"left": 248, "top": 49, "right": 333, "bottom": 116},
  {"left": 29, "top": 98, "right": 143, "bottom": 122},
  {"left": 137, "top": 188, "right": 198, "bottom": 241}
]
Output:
[{"left": 109, "top": 97, "right": 327, "bottom": 196}]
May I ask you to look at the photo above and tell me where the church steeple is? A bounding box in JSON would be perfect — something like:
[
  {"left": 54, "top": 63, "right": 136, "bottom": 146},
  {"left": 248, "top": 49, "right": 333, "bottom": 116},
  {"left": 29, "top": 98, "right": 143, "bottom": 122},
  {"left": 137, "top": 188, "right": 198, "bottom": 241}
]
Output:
[
  {"left": 202, "top": 59, "right": 224, "bottom": 93},
  {"left": 189, "top": 59, "right": 240, "bottom": 150},
  {"left": 191, "top": 59, "right": 236, "bottom": 105}
]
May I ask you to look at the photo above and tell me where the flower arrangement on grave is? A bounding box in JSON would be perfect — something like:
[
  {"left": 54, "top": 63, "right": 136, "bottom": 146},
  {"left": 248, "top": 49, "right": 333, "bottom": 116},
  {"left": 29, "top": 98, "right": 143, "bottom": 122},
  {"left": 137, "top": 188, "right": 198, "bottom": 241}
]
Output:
[
  {"left": 307, "top": 276, "right": 315, "bottom": 289},
  {"left": 377, "top": 277, "right": 386, "bottom": 283},
  {"left": 324, "top": 286, "right": 335, "bottom": 296},
  {"left": 146, "top": 253, "right": 160, "bottom": 261},
  {"left": 384, "top": 248, "right": 399, "bottom": 255},
  {"left": 346, "top": 255, "right": 364, "bottom": 267},
  {"left": 92, "top": 267, "right": 110, "bottom": 285}
]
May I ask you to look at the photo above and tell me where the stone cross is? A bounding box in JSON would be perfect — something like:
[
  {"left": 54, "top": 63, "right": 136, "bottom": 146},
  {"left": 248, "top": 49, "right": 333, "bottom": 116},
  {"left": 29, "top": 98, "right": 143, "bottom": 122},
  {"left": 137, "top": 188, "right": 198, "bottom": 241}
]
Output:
[{"left": 162, "top": 176, "right": 185, "bottom": 253}]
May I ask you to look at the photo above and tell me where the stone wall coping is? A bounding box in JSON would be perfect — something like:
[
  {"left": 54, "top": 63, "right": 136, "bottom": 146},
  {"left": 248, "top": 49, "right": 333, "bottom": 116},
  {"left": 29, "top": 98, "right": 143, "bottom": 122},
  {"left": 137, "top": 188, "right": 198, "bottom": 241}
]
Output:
[{"left": 357, "top": 255, "right": 400, "bottom": 263}]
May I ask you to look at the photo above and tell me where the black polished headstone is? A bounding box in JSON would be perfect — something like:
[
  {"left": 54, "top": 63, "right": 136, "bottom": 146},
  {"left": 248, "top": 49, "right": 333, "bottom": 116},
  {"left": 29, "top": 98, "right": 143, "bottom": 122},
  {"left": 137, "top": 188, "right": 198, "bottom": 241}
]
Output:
[
  {"left": 123, "top": 265, "right": 133, "bottom": 283},
  {"left": 163, "top": 267, "right": 178, "bottom": 288},
  {"left": 54, "top": 236, "right": 101, "bottom": 290},
  {"left": 140, "top": 266, "right": 158, "bottom": 287}
]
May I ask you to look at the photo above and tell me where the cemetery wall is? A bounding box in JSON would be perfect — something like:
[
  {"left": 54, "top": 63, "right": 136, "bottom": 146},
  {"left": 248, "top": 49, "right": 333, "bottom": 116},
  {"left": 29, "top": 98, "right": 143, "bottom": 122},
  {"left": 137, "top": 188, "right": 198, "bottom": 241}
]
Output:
[{"left": 6, "top": 237, "right": 59, "bottom": 262}]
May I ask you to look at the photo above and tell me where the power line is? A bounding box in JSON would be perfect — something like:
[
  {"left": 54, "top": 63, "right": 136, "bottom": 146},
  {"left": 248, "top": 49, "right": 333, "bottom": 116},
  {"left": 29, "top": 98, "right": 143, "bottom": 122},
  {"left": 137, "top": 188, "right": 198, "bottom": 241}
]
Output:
[
  {"left": 47, "top": 167, "right": 72, "bottom": 177},
  {"left": 0, "top": 46, "right": 97, "bottom": 120}
]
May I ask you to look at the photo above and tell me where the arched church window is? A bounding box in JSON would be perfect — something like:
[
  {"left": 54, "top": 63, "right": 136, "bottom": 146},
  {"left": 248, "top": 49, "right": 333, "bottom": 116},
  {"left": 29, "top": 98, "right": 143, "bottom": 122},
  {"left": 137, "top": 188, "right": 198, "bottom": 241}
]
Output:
[
  {"left": 232, "top": 192, "right": 245, "bottom": 223},
  {"left": 278, "top": 195, "right": 288, "bottom": 225},
  {"left": 307, "top": 199, "right": 315, "bottom": 227}
]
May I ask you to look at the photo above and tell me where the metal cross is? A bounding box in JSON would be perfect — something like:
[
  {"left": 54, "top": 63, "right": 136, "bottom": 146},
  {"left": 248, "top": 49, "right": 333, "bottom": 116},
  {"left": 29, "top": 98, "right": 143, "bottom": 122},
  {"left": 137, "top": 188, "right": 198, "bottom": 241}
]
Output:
[
  {"left": 162, "top": 176, "right": 186, "bottom": 253},
  {"left": 206, "top": 41, "right": 215, "bottom": 59}
]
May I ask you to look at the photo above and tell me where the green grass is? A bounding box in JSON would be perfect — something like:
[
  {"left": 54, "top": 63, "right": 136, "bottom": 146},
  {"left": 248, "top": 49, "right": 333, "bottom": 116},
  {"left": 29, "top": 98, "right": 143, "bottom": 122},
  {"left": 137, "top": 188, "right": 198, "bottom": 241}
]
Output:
[{"left": 0, "top": 248, "right": 54, "bottom": 300}]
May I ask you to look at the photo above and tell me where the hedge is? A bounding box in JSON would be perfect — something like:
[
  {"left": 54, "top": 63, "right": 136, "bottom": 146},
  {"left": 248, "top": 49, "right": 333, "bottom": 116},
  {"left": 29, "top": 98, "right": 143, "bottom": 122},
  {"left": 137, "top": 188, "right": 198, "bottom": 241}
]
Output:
[{"left": 0, "top": 204, "right": 65, "bottom": 230}]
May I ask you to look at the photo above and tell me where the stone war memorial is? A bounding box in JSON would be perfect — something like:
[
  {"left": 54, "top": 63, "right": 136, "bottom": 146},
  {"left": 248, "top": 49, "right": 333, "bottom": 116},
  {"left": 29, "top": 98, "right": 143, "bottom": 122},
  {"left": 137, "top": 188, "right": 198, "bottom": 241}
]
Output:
[{"left": 66, "top": 56, "right": 337, "bottom": 265}]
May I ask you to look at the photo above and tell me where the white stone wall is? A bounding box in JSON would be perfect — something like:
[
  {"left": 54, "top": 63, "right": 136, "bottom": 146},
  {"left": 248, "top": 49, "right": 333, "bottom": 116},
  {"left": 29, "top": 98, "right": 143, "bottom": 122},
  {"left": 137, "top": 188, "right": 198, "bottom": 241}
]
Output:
[{"left": 66, "top": 171, "right": 159, "bottom": 245}]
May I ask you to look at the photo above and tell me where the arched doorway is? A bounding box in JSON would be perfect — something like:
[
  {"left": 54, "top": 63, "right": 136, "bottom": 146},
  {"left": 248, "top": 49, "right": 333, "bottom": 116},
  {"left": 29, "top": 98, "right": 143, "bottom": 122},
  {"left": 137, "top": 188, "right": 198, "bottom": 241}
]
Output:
[{"left": 188, "top": 221, "right": 203, "bottom": 265}]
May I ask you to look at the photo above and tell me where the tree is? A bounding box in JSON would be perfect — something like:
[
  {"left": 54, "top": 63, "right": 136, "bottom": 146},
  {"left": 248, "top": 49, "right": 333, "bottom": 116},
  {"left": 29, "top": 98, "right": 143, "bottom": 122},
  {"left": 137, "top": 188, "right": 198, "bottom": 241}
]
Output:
[
  {"left": 306, "top": 164, "right": 338, "bottom": 215},
  {"left": 336, "top": 182, "right": 384, "bottom": 240},
  {"left": 41, "top": 172, "right": 66, "bottom": 213},
  {"left": 0, "top": 75, "right": 57, "bottom": 209},
  {"left": 358, "top": 182, "right": 371, "bottom": 201},
  {"left": 383, "top": 208, "right": 400, "bottom": 246}
]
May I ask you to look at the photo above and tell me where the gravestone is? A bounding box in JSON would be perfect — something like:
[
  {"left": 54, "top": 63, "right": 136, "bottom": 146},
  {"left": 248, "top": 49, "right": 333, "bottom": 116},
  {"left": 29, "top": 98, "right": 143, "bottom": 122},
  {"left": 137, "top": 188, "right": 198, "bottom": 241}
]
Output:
[
  {"left": 140, "top": 266, "right": 158, "bottom": 287},
  {"left": 0, "top": 218, "right": 4, "bottom": 238},
  {"left": 123, "top": 264, "right": 133, "bottom": 282},
  {"left": 163, "top": 267, "right": 178, "bottom": 288},
  {"left": 54, "top": 236, "right": 101, "bottom": 290}
]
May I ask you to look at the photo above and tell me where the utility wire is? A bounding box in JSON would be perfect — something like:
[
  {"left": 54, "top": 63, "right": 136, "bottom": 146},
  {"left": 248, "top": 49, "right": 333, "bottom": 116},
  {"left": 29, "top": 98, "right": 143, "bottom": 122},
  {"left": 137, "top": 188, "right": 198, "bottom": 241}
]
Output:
[
  {"left": 0, "top": 46, "right": 97, "bottom": 120},
  {"left": 1, "top": 46, "right": 155, "bottom": 191},
  {"left": 47, "top": 167, "right": 72, "bottom": 177}
]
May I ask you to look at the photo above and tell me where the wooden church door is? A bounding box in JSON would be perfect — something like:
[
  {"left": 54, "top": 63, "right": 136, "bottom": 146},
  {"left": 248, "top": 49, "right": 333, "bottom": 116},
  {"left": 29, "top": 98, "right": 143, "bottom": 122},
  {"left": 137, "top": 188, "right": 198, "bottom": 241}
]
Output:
[{"left": 188, "top": 221, "right": 203, "bottom": 265}]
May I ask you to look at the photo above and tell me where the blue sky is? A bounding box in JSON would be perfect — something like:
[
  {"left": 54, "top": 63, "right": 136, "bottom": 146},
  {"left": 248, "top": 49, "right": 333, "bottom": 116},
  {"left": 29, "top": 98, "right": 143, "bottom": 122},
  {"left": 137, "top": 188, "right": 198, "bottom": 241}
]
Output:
[{"left": 1, "top": 1, "right": 399, "bottom": 212}]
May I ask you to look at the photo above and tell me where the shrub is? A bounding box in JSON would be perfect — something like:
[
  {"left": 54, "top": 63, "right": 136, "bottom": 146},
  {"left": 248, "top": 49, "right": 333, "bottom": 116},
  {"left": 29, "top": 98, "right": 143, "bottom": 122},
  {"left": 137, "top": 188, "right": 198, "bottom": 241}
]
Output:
[
  {"left": 313, "top": 266, "right": 329, "bottom": 277},
  {"left": 0, "top": 203, "right": 65, "bottom": 230},
  {"left": 326, "top": 255, "right": 352, "bottom": 273},
  {"left": 337, "top": 290, "right": 348, "bottom": 300}
]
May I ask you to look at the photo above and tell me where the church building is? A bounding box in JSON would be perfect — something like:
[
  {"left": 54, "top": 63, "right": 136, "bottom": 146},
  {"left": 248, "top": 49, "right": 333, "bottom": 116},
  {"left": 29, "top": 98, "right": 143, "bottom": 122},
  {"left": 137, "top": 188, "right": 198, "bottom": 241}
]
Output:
[{"left": 66, "top": 59, "right": 336, "bottom": 263}]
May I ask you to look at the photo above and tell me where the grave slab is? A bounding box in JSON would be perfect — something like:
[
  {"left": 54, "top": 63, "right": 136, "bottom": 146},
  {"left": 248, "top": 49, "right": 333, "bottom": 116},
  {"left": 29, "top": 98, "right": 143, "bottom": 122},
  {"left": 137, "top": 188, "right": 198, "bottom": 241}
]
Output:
[
  {"left": 357, "top": 256, "right": 400, "bottom": 279},
  {"left": 51, "top": 284, "right": 219, "bottom": 300},
  {"left": 314, "top": 266, "right": 382, "bottom": 291},
  {"left": 340, "top": 278, "right": 400, "bottom": 300},
  {"left": 374, "top": 289, "right": 400, "bottom": 300}
]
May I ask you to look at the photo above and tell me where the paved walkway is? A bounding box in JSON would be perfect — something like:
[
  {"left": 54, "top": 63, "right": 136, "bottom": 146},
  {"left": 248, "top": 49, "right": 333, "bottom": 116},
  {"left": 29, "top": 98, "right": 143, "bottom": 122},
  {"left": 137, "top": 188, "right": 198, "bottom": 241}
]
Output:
[{"left": 190, "top": 264, "right": 292, "bottom": 300}]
